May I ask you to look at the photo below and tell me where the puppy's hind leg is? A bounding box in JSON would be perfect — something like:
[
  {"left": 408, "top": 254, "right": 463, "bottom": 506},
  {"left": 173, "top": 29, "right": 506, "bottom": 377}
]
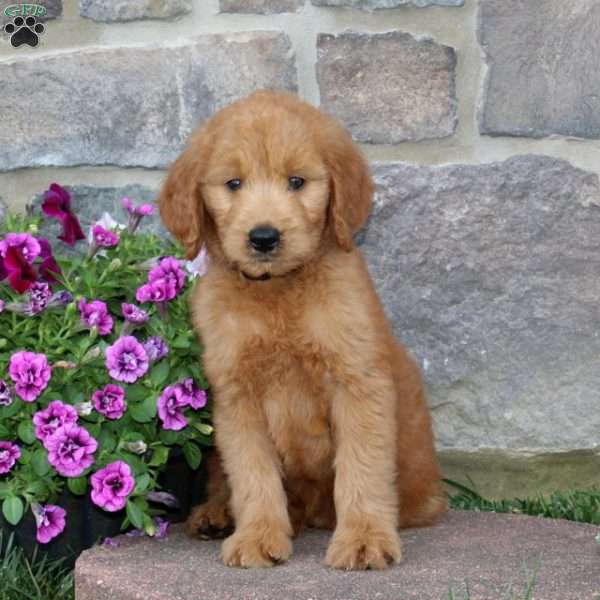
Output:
[{"left": 185, "top": 451, "right": 234, "bottom": 540}]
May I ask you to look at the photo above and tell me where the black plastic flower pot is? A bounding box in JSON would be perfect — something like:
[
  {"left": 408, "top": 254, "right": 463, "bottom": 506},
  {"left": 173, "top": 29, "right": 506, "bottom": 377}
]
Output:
[{"left": 0, "top": 449, "right": 211, "bottom": 569}]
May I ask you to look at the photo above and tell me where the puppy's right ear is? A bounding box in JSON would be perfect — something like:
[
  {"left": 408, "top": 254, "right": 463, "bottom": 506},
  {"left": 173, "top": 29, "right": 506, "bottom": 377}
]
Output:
[{"left": 159, "top": 145, "right": 205, "bottom": 260}]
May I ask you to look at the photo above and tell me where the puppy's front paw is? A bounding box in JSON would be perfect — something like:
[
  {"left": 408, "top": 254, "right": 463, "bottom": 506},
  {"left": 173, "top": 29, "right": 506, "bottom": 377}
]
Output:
[
  {"left": 185, "top": 501, "right": 234, "bottom": 540},
  {"left": 326, "top": 523, "right": 402, "bottom": 570},
  {"left": 221, "top": 521, "right": 292, "bottom": 568}
]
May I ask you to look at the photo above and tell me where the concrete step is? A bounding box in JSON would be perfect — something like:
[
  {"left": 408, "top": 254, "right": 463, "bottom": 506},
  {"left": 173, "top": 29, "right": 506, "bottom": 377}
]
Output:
[{"left": 75, "top": 511, "right": 600, "bottom": 600}]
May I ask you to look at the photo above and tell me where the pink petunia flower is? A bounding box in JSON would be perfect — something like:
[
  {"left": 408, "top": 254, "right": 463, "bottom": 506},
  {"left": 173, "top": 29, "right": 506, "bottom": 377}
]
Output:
[
  {"left": 91, "top": 461, "right": 135, "bottom": 512},
  {"left": 105, "top": 336, "right": 149, "bottom": 383},
  {"left": 92, "top": 384, "right": 126, "bottom": 420},
  {"left": 157, "top": 385, "right": 188, "bottom": 431},
  {"left": 33, "top": 400, "right": 78, "bottom": 442},
  {"left": 149, "top": 257, "right": 185, "bottom": 294},
  {"left": 0, "top": 441, "right": 20, "bottom": 475},
  {"left": 0, "top": 379, "right": 12, "bottom": 406},
  {"left": 45, "top": 423, "right": 97, "bottom": 477},
  {"left": 37, "top": 238, "right": 62, "bottom": 284},
  {"left": 79, "top": 298, "right": 114, "bottom": 336},
  {"left": 32, "top": 503, "right": 66, "bottom": 544},
  {"left": 122, "top": 197, "right": 155, "bottom": 234},
  {"left": 135, "top": 278, "right": 177, "bottom": 304},
  {"left": 2, "top": 246, "right": 38, "bottom": 293},
  {"left": 42, "top": 184, "right": 85, "bottom": 246},
  {"left": 143, "top": 336, "right": 169, "bottom": 363},
  {"left": 92, "top": 225, "right": 120, "bottom": 248},
  {"left": 28, "top": 282, "right": 52, "bottom": 314},
  {"left": 121, "top": 303, "right": 148, "bottom": 325},
  {"left": 0, "top": 233, "right": 41, "bottom": 263},
  {"left": 177, "top": 378, "right": 207, "bottom": 410},
  {"left": 8, "top": 351, "right": 52, "bottom": 402}
]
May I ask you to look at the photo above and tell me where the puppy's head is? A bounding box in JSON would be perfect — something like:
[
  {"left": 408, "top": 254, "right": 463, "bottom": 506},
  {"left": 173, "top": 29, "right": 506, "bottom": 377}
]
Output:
[{"left": 159, "top": 91, "right": 373, "bottom": 279}]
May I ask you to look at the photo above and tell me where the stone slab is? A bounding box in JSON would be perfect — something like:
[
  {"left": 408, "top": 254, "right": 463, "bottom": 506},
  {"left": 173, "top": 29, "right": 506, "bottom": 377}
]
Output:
[
  {"left": 0, "top": 32, "right": 297, "bottom": 170},
  {"left": 219, "top": 0, "right": 303, "bottom": 13},
  {"left": 317, "top": 31, "right": 457, "bottom": 143},
  {"left": 312, "top": 0, "right": 463, "bottom": 8},
  {"left": 479, "top": 0, "right": 600, "bottom": 138},
  {"left": 79, "top": 0, "right": 191, "bottom": 22},
  {"left": 75, "top": 511, "right": 600, "bottom": 600}
]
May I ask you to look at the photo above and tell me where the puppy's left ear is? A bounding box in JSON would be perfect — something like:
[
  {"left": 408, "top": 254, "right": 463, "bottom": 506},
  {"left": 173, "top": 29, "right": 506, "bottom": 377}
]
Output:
[{"left": 324, "top": 126, "right": 374, "bottom": 252}]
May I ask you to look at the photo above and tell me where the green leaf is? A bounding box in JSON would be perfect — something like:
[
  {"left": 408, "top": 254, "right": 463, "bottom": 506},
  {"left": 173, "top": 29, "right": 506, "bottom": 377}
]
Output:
[
  {"left": 67, "top": 476, "right": 88, "bottom": 496},
  {"left": 135, "top": 473, "right": 150, "bottom": 493},
  {"left": 130, "top": 394, "right": 157, "bottom": 424},
  {"left": 143, "top": 514, "right": 157, "bottom": 537},
  {"left": 148, "top": 445, "right": 169, "bottom": 467},
  {"left": 182, "top": 442, "right": 202, "bottom": 470},
  {"left": 24, "top": 480, "right": 49, "bottom": 499},
  {"left": 0, "top": 401, "right": 20, "bottom": 419},
  {"left": 2, "top": 496, "right": 24, "bottom": 526},
  {"left": 159, "top": 430, "right": 180, "bottom": 445},
  {"left": 0, "top": 483, "right": 10, "bottom": 500},
  {"left": 150, "top": 361, "right": 170, "bottom": 387},
  {"left": 99, "top": 429, "right": 117, "bottom": 453},
  {"left": 31, "top": 449, "right": 51, "bottom": 476},
  {"left": 17, "top": 421, "right": 36, "bottom": 445},
  {"left": 0, "top": 424, "right": 10, "bottom": 438},
  {"left": 171, "top": 335, "right": 191, "bottom": 349},
  {"left": 127, "top": 384, "right": 150, "bottom": 402},
  {"left": 126, "top": 499, "right": 144, "bottom": 529}
]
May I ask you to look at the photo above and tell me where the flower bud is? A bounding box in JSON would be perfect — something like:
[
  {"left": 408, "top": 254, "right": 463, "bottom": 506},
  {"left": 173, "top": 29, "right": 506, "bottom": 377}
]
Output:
[
  {"left": 108, "top": 258, "right": 122, "bottom": 272},
  {"left": 28, "top": 223, "right": 39, "bottom": 234},
  {"left": 125, "top": 440, "right": 147, "bottom": 455},
  {"left": 54, "top": 360, "right": 77, "bottom": 369},
  {"left": 75, "top": 402, "right": 93, "bottom": 416}
]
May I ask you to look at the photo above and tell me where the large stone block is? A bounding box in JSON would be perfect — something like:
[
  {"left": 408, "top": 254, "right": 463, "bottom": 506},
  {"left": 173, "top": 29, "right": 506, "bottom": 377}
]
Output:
[
  {"left": 312, "top": 0, "right": 463, "bottom": 8},
  {"left": 317, "top": 31, "right": 457, "bottom": 143},
  {"left": 219, "top": 0, "right": 303, "bottom": 13},
  {"left": 479, "top": 0, "right": 600, "bottom": 138},
  {"left": 79, "top": 0, "right": 191, "bottom": 21},
  {"left": 0, "top": 32, "right": 297, "bottom": 171},
  {"left": 360, "top": 155, "right": 600, "bottom": 451}
]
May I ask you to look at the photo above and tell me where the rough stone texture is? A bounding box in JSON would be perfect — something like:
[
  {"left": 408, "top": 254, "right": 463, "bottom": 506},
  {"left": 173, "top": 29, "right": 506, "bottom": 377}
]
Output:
[
  {"left": 317, "top": 31, "right": 457, "bottom": 143},
  {"left": 79, "top": 0, "right": 191, "bottom": 22},
  {"left": 0, "top": 32, "right": 297, "bottom": 171},
  {"left": 1, "top": 0, "right": 62, "bottom": 26},
  {"left": 220, "top": 0, "right": 303, "bottom": 14},
  {"left": 75, "top": 512, "right": 600, "bottom": 600},
  {"left": 313, "top": 0, "right": 463, "bottom": 8},
  {"left": 479, "top": 0, "right": 600, "bottom": 139},
  {"left": 0, "top": 197, "right": 6, "bottom": 224},
  {"left": 359, "top": 155, "right": 600, "bottom": 451}
]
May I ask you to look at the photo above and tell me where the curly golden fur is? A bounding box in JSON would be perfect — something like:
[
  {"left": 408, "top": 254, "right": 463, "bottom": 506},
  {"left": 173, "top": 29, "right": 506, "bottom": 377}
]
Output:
[{"left": 159, "top": 91, "right": 446, "bottom": 570}]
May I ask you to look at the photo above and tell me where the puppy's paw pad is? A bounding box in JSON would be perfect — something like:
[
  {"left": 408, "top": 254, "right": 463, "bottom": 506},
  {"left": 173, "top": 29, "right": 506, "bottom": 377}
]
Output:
[
  {"left": 326, "top": 527, "right": 402, "bottom": 570},
  {"left": 185, "top": 502, "right": 233, "bottom": 540},
  {"left": 221, "top": 524, "right": 292, "bottom": 568}
]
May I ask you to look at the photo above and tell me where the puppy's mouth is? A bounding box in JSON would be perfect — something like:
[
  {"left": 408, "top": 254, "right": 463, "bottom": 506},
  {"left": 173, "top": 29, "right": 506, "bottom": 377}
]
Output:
[{"left": 241, "top": 271, "right": 272, "bottom": 281}]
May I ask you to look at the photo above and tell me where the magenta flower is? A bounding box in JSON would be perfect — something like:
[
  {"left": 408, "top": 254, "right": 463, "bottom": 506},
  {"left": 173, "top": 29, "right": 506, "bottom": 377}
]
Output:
[
  {"left": 178, "top": 378, "right": 207, "bottom": 410},
  {"left": 33, "top": 400, "right": 78, "bottom": 442},
  {"left": 0, "top": 441, "right": 20, "bottom": 475},
  {"left": 79, "top": 298, "right": 114, "bottom": 336},
  {"left": 149, "top": 257, "right": 185, "bottom": 294},
  {"left": 121, "top": 303, "right": 148, "bottom": 325},
  {"left": 0, "top": 233, "right": 41, "bottom": 263},
  {"left": 92, "top": 384, "right": 126, "bottom": 420},
  {"left": 0, "top": 299, "right": 4, "bottom": 313},
  {"left": 135, "top": 278, "right": 177, "bottom": 303},
  {"left": 90, "top": 461, "right": 135, "bottom": 512},
  {"left": 105, "top": 336, "right": 149, "bottom": 383},
  {"left": 122, "top": 197, "right": 155, "bottom": 234},
  {"left": 33, "top": 503, "right": 66, "bottom": 544},
  {"left": 92, "top": 225, "right": 120, "bottom": 248},
  {"left": 42, "top": 184, "right": 85, "bottom": 246},
  {"left": 28, "top": 282, "right": 52, "bottom": 314},
  {"left": 0, "top": 379, "right": 12, "bottom": 406},
  {"left": 37, "top": 238, "right": 62, "bottom": 284},
  {"left": 8, "top": 351, "right": 52, "bottom": 402},
  {"left": 157, "top": 385, "right": 188, "bottom": 431},
  {"left": 45, "top": 423, "right": 97, "bottom": 477},
  {"left": 1, "top": 246, "right": 38, "bottom": 293},
  {"left": 143, "top": 336, "right": 169, "bottom": 363}
]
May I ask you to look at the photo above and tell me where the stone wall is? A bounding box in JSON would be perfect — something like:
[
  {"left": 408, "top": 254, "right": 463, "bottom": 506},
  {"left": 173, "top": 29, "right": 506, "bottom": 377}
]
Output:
[{"left": 1, "top": 0, "right": 599, "bottom": 497}]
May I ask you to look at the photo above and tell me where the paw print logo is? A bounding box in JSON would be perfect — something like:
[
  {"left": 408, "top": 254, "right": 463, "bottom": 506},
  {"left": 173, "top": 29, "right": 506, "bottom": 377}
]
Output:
[{"left": 4, "top": 16, "right": 44, "bottom": 48}]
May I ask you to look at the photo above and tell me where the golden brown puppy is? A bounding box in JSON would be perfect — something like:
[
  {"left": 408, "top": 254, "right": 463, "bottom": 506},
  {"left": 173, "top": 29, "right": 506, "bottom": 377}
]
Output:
[{"left": 159, "top": 90, "right": 446, "bottom": 570}]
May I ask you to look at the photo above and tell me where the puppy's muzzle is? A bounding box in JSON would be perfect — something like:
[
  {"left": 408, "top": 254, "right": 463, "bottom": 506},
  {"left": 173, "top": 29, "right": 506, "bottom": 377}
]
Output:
[{"left": 248, "top": 226, "right": 280, "bottom": 253}]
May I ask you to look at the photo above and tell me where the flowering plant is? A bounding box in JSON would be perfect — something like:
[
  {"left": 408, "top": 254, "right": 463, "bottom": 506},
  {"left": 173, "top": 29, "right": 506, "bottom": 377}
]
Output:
[{"left": 0, "top": 185, "right": 212, "bottom": 544}]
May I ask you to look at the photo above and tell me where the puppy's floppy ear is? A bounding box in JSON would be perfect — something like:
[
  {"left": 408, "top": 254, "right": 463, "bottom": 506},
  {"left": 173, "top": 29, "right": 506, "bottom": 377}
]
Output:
[
  {"left": 324, "top": 127, "right": 374, "bottom": 252},
  {"left": 159, "top": 140, "right": 206, "bottom": 260}
]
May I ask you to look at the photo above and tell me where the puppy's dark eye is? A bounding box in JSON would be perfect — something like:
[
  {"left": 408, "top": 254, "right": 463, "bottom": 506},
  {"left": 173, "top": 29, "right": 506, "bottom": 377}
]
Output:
[
  {"left": 226, "top": 179, "right": 242, "bottom": 191},
  {"left": 288, "top": 177, "right": 305, "bottom": 191}
]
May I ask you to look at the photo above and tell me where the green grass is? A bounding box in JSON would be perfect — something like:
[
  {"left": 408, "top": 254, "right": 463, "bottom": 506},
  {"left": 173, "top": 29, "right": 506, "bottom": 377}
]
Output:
[{"left": 0, "top": 532, "right": 74, "bottom": 600}]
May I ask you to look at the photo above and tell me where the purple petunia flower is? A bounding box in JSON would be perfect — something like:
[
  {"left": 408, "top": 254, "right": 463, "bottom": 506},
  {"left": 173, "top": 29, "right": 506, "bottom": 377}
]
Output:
[
  {"left": 33, "top": 400, "right": 78, "bottom": 443},
  {"left": 122, "top": 197, "right": 155, "bottom": 234},
  {"left": 135, "top": 278, "right": 177, "bottom": 304},
  {"left": 42, "top": 184, "right": 85, "bottom": 246},
  {"left": 121, "top": 303, "right": 148, "bottom": 325},
  {"left": 49, "top": 290, "right": 73, "bottom": 307},
  {"left": 147, "top": 491, "right": 180, "bottom": 509},
  {"left": 157, "top": 385, "right": 188, "bottom": 431},
  {"left": 32, "top": 503, "right": 66, "bottom": 544},
  {"left": 149, "top": 257, "right": 185, "bottom": 294},
  {"left": 0, "top": 299, "right": 4, "bottom": 313},
  {"left": 79, "top": 298, "right": 114, "bottom": 336},
  {"left": 105, "top": 336, "right": 149, "bottom": 383},
  {"left": 177, "top": 378, "right": 207, "bottom": 410},
  {"left": 0, "top": 441, "right": 20, "bottom": 475},
  {"left": 28, "top": 282, "right": 52, "bottom": 314},
  {"left": 90, "top": 461, "right": 135, "bottom": 512},
  {"left": 37, "top": 238, "right": 62, "bottom": 284},
  {"left": 0, "top": 379, "right": 12, "bottom": 406},
  {"left": 92, "top": 225, "right": 120, "bottom": 248},
  {"left": 1, "top": 246, "right": 38, "bottom": 293},
  {"left": 45, "top": 423, "right": 97, "bottom": 477},
  {"left": 0, "top": 233, "right": 41, "bottom": 263},
  {"left": 8, "top": 351, "right": 52, "bottom": 402},
  {"left": 92, "top": 384, "right": 126, "bottom": 420},
  {"left": 143, "top": 336, "right": 169, "bottom": 363}
]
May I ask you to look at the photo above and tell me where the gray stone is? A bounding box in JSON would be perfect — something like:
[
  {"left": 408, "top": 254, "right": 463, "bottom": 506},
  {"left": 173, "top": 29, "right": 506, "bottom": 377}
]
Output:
[
  {"left": 79, "top": 0, "right": 191, "bottom": 22},
  {"left": 313, "top": 0, "right": 463, "bottom": 8},
  {"left": 359, "top": 155, "right": 600, "bottom": 451},
  {"left": 75, "top": 513, "right": 600, "bottom": 600},
  {"left": 0, "top": 32, "right": 297, "bottom": 171},
  {"left": 479, "top": 0, "right": 600, "bottom": 138},
  {"left": 1, "top": 0, "right": 62, "bottom": 26},
  {"left": 220, "top": 0, "right": 303, "bottom": 14},
  {"left": 0, "top": 197, "right": 6, "bottom": 224},
  {"left": 317, "top": 31, "right": 457, "bottom": 143}
]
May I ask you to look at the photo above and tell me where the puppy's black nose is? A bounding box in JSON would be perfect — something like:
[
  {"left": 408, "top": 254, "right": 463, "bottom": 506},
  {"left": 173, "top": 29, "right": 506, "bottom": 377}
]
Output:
[{"left": 249, "top": 226, "right": 280, "bottom": 253}]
